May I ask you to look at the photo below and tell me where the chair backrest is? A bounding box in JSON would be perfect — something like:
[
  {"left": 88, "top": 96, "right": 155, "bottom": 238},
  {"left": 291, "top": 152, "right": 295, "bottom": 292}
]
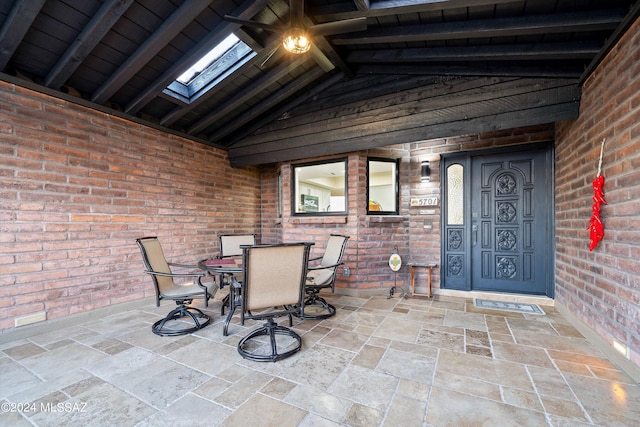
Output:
[
  {"left": 219, "top": 234, "right": 256, "bottom": 257},
  {"left": 136, "top": 237, "right": 175, "bottom": 295},
  {"left": 243, "top": 243, "right": 312, "bottom": 312},
  {"left": 320, "top": 234, "right": 350, "bottom": 268}
]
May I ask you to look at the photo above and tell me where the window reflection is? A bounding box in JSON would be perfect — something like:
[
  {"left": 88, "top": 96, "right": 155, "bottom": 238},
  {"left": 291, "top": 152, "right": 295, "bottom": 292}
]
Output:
[
  {"left": 293, "top": 159, "right": 347, "bottom": 214},
  {"left": 368, "top": 158, "right": 398, "bottom": 214}
]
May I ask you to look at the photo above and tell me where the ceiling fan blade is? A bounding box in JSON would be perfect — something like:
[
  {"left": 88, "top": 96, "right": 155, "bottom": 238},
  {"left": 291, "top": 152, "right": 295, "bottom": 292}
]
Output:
[
  {"left": 223, "top": 15, "right": 285, "bottom": 34},
  {"left": 308, "top": 17, "right": 367, "bottom": 36},
  {"left": 261, "top": 45, "right": 281, "bottom": 67},
  {"left": 309, "top": 45, "right": 335, "bottom": 72},
  {"left": 290, "top": 0, "right": 304, "bottom": 27}
]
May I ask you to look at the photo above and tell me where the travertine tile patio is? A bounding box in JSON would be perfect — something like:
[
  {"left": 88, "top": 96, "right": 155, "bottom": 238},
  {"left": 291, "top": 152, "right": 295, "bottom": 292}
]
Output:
[{"left": 1, "top": 292, "right": 638, "bottom": 426}]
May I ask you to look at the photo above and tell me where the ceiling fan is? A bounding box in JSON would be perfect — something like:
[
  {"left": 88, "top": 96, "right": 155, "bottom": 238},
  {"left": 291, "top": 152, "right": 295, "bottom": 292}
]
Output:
[{"left": 224, "top": 0, "right": 366, "bottom": 58}]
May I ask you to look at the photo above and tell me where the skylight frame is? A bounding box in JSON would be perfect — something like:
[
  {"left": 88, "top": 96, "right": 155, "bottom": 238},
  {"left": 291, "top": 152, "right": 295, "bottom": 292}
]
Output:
[{"left": 164, "top": 34, "right": 256, "bottom": 104}]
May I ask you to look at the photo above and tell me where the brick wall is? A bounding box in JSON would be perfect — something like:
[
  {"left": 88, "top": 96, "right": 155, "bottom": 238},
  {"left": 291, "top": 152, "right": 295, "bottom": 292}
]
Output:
[
  {"left": 555, "top": 19, "right": 640, "bottom": 367},
  {"left": 0, "top": 82, "right": 260, "bottom": 332}
]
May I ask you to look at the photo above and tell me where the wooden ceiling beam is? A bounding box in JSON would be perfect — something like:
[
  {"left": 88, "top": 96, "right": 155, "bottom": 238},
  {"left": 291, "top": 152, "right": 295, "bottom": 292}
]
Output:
[
  {"left": 312, "top": 0, "right": 525, "bottom": 21},
  {"left": 0, "top": 0, "right": 46, "bottom": 71},
  {"left": 45, "top": 0, "right": 134, "bottom": 90},
  {"left": 347, "top": 41, "right": 602, "bottom": 63},
  {"left": 225, "top": 72, "right": 345, "bottom": 148},
  {"left": 122, "top": 0, "right": 273, "bottom": 115},
  {"left": 355, "top": 64, "right": 585, "bottom": 79},
  {"left": 90, "top": 0, "right": 218, "bottom": 105},
  {"left": 209, "top": 66, "right": 327, "bottom": 144},
  {"left": 235, "top": 74, "right": 437, "bottom": 140},
  {"left": 332, "top": 9, "right": 626, "bottom": 45},
  {"left": 187, "top": 55, "right": 310, "bottom": 135}
]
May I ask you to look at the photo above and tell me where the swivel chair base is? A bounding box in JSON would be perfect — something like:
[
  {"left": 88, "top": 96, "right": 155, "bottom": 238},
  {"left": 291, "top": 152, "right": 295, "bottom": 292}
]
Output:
[
  {"left": 152, "top": 303, "right": 210, "bottom": 336},
  {"left": 238, "top": 318, "right": 302, "bottom": 362},
  {"left": 298, "top": 292, "right": 336, "bottom": 320}
]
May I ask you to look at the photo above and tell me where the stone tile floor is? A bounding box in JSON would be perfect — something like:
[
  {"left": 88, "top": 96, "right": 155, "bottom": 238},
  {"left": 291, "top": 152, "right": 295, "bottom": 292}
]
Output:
[{"left": 1, "top": 292, "right": 638, "bottom": 426}]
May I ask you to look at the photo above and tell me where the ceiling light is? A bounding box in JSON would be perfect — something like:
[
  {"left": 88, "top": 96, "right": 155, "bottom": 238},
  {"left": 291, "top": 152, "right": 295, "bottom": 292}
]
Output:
[{"left": 283, "top": 28, "right": 310, "bottom": 54}]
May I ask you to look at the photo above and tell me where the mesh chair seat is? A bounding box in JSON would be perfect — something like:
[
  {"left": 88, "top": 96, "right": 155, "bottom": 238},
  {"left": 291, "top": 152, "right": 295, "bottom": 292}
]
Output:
[
  {"left": 159, "top": 282, "right": 216, "bottom": 298},
  {"left": 307, "top": 269, "right": 334, "bottom": 287}
]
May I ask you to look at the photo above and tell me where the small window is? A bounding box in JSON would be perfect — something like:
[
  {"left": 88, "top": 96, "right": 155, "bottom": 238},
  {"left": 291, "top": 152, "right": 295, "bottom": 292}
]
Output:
[
  {"left": 367, "top": 158, "right": 399, "bottom": 214},
  {"left": 293, "top": 159, "right": 347, "bottom": 215}
]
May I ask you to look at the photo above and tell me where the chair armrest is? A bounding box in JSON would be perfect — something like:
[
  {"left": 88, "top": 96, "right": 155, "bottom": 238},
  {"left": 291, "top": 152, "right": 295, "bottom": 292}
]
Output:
[
  {"left": 167, "top": 261, "right": 200, "bottom": 269},
  {"left": 308, "top": 261, "right": 343, "bottom": 271},
  {"left": 143, "top": 270, "right": 206, "bottom": 278}
]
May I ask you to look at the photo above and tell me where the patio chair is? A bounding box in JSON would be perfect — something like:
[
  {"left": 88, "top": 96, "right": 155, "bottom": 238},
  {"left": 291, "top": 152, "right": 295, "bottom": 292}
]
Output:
[
  {"left": 136, "top": 237, "right": 217, "bottom": 336},
  {"left": 235, "top": 242, "right": 312, "bottom": 362},
  {"left": 217, "top": 234, "right": 256, "bottom": 315},
  {"left": 301, "top": 234, "right": 349, "bottom": 319},
  {"left": 219, "top": 233, "right": 256, "bottom": 258}
]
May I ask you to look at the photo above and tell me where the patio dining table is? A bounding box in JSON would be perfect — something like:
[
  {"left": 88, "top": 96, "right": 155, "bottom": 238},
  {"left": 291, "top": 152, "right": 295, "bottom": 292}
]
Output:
[{"left": 198, "top": 258, "right": 243, "bottom": 336}]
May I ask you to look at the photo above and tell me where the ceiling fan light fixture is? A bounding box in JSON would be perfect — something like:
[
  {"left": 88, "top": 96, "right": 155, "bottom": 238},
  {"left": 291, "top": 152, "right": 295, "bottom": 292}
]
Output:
[{"left": 283, "top": 27, "right": 311, "bottom": 54}]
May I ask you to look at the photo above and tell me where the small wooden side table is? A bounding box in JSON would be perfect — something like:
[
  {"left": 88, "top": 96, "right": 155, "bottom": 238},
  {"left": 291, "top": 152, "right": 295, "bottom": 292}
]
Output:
[{"left": 407, "top": 263, "right": 437, "bottom": 298}]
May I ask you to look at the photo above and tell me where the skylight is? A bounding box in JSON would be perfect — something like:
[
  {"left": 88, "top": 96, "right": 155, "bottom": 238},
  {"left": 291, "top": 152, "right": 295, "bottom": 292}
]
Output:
[
  {"left": 164, "top": 34, "right": 256, "bottom": 104},
  {"left": 176, "top": 34, "right": 241, "bottom": 85}
]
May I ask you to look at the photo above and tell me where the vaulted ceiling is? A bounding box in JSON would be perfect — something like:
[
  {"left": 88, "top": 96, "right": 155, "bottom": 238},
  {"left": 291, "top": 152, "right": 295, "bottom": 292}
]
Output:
[{"left": 1, "top": 0, "right": 638, "bottom": 166}]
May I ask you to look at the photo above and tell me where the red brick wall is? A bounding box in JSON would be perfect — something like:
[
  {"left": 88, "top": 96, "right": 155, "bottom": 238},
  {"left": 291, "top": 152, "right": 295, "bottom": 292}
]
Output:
[
  {"left": 555, "top": 19, "right": 640, "bottom": 367},
  {"left": 0, "top": 82, "right": 260, "bottom": 331}
]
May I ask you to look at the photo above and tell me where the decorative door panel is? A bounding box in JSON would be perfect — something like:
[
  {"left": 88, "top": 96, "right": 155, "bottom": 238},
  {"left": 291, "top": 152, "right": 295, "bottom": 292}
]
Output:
[{"left": 442, "top": 144, "right": 553, "bottom": 297}]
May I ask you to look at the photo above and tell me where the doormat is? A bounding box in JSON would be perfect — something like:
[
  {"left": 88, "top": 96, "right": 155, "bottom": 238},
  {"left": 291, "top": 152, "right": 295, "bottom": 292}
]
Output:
[{"left": 473, "top": 299, "right": 545, "bottom": 315}]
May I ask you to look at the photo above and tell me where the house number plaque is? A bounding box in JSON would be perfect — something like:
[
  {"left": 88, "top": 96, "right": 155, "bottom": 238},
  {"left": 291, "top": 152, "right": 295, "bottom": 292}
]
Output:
[{"left": 410, "top": 196, "right": 440, "bottom": 207}]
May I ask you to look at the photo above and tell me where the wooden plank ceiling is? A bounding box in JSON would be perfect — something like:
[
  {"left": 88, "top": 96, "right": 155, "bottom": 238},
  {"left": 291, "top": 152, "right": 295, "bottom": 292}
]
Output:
[{"left": 1, "top": 0, "right": 638, "bottom": 167}]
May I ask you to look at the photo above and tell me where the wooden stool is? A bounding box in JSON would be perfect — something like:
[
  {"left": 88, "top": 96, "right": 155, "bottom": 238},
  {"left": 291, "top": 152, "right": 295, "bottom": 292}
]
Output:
[{"left": 407, "top": 263, "right": 437, "bottom": 298}]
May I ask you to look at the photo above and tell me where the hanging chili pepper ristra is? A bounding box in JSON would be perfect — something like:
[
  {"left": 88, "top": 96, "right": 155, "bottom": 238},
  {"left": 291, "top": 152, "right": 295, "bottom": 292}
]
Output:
[{"left": 588, "top": 138, "right": 606, "bottom": 251}]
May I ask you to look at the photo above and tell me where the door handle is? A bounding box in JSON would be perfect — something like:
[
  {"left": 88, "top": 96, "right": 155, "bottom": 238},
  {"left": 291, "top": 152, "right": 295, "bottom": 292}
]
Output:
[{"left": 472, "top": 224, "right": 478, "bottom": 246}]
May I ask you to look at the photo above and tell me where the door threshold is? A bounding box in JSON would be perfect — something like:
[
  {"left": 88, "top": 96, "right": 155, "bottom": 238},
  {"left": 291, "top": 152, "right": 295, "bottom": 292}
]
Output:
[{"left": 436, "top": 289, "right": 554, "bottom": 307}]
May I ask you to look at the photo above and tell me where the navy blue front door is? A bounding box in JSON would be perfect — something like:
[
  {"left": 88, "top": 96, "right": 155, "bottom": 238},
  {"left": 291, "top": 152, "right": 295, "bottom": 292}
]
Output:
[{"left": 442, "top": 144, "right": 553, "bottom": 297}]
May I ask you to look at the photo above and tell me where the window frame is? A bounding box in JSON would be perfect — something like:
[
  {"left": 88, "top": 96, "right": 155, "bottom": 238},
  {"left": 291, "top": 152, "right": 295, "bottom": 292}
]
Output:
[
  {"left": 367, "top": 157, "right": 399, "bottom": 215},
  {"left": 292, "top": 158, "right": 348, "bottom": 216}
]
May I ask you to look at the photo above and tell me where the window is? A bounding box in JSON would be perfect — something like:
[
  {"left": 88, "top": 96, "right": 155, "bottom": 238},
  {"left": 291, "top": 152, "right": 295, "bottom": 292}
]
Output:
[
  {"left": 164, "top": 34, "right": 255, "bottom": 104},
  {"left": 367, "top": 158, "right": 399, "bottom": 214},
  {"left": 293, "top": 159, "right": 347, "bottom": 215}
]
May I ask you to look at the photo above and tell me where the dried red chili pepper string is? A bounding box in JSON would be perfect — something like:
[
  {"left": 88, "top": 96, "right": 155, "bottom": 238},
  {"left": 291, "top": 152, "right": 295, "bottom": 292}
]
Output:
[{"left": 588, "top": 138, "right": 606, "bottom": 251}]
